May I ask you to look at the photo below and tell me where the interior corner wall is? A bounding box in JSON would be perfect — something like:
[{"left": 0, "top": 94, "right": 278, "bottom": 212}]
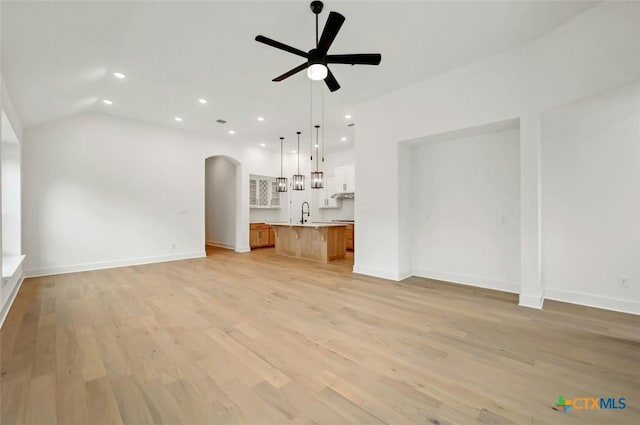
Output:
[
  {"left": 411, "top": 128, "right": 521, "bottom": 293},
  {"left": 397, "top": 143, "right": 413, "bottom": 280},
  {"left": 205, "top": 156, "right": 237, "bottom": 250},
  {"left": 22, "top": 112, "right": 280, "bottom": 276},
  {"left": 540, "top": 81, "right": 640, "bottom": 314},
  {"left": 1, "top": 77, "right": 23, "bottom": 139},
  {"left": 0, "top": 76, "right": 4, "bottom": 326},
  {"left": 0, "top": 76, "right": 26, "bottom": 327},
  {"left": 1, "top": 139, "right": 21, "bottom": 256},
  {"left": 354, "top": 1, "right": 639, "bottom": 295}
]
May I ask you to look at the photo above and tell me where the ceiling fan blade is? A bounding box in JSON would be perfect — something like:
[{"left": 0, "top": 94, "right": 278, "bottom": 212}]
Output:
[
  {"left": 317, "top": 11, "right": 345, "bottom": 55},
  {"left": 324, "top": 68, "right": 341, "bottom": 92},
  {"left": 255, "top": 35, "right": 309, "bottom": 59},
  {"left": 326, "top": 53, "right": 382, "bottom": 66},
  {"left": 273, "top": 63, "right": 309, "bottom": 82}
]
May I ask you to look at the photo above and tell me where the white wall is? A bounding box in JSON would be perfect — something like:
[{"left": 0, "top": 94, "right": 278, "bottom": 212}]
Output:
[
  {"left": 22, "top": 112, "right": 282, "bottom": 275},
  {"left": 411, "top": 127, "right": 521, "bottom": 293},
  {"left": 541, "top": 81, "right": 640, "bottom": 313},
  {"left": 249, "top": 206, "right": 289, "bottom": 224},
  {"left": 354, "top": 1, "right": 640, "bottom": 313},
  {"left": 205, "top": 156, "right": 237, "bottom": 249}
]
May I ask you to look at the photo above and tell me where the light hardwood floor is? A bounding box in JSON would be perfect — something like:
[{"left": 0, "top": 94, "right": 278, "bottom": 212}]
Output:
[{"left": 1, "top": 247, "right": 638, "bottom": 425}]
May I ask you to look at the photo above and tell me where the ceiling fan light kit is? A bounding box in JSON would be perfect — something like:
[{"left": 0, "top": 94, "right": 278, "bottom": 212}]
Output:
[
  {"left": 255, "top": 1, "right": 381, "bottom": 92},
  {"left": 307, "top": 64, "right": 328, "bottom": 81}
]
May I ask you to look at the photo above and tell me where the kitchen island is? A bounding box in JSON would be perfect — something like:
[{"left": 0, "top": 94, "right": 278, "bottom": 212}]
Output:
[{"left": 266, "top": 223, "right": 347, "bottom": 263}]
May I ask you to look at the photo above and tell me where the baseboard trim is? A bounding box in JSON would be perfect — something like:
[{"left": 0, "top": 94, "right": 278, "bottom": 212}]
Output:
[
  {"left": 397, "top": 269, "right": 413, "bottom": 281},
  {"left": 519, "top": 294, "right": 544, "bottom": 310},
  {"left": 545, "top": 288, "right": 639, "bottom": 315},
  {"left": 206, "top": 241, "right": 235, "bottom": 250},
  {"left": 352, "top": 264, "right": 408, "bottom": 281},
  {"left": 414, "top": 268, "right": 520, "bottom": 294},
  {"left": 0, "top": 271, "right": 25, "bottom": 329},
  {"left": 24, "top": 251, "right": 206, "bottom": 278}
]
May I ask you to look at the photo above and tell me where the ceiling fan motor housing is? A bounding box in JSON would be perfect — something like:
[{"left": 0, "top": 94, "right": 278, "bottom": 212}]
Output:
[{"left": 308, "top": 48, "right": 326, "bottom": 66}]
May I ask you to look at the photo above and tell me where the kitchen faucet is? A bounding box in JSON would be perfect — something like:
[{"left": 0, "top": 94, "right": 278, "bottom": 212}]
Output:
[{"left": 301, "top": 202, "right": 310, "bottom": 224}]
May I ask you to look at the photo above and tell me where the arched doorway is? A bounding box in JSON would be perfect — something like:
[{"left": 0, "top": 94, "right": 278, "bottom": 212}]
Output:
[{"left": 204, "top": 155, "right": 242, "bottom": 255}]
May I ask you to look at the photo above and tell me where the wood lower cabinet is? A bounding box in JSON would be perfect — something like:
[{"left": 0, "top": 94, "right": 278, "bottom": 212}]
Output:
[
  {"left": 346, "top": 224, "right": 354, "bottom": 251},
  {"left": 250, "top": 223, "right": 275, "bottom": 249}
]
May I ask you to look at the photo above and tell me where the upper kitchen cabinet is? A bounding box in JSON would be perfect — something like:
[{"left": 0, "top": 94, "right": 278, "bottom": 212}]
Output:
[
  {"left": 317, "top": 176, "right": 340, "bottom": 209},
  {"left": 249, "top": 175, "right": 281, "bottom": 209},
  {"left": 334, "top": 165, "right": 355, "bottom": 193}
]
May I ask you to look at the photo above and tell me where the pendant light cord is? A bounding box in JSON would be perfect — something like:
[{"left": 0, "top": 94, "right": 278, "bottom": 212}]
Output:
[
  {"left": 296, "top": 131, "right": 301, "bottom": 174},
  {"left": 280, "top": 137, "right": 284, "bottom": 177},
  {"left": 315, "top": 125, "right": 320, "bottom": 171},
  {"left": 310, "top": 79, "right": 313, "bottom": 161},
  {"left": 321, "top": 86, "right": 325, "bottom": 162}
]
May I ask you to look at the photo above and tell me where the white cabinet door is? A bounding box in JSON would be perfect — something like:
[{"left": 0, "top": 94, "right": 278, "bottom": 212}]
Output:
[
  {"left": 318, "top": 176, "right": 339, "bottom": 208},
  {"left": 334, "top": 165, "right": 355, "bottom": 192},
  {"left": 249, "top": 178, "right": 258, "bottom": 207},
  {"left": 270, "top": 180, "right": 280, "bottom": 207},
  {"left": 344, "top": 164, "right": 355, "bottom": 192},
  {"left": 335, "top": 166, "right": 347, "bottom": 192}
]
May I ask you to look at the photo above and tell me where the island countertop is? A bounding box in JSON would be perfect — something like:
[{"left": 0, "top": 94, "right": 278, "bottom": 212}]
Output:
[{"left": 266, "top": 222, "right": 347, "bottom": 228}]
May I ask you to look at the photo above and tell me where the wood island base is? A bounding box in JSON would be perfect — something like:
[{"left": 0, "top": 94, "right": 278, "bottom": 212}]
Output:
[{"left": 267, "top": 223, "right": 347, "bottom": 263}]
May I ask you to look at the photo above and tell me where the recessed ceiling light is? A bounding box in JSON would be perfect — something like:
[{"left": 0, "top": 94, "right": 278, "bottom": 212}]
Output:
[
  {"left": 228, "top": 130, "right": 235, "bottom": 135},
  {"left": 341, "top": 137, "right": 347, "bottom": 141},
  {"left": 174, "top": 117, "right": 183, "bottom": 122},
  {"left": 314, "top": 144, "right": 319, "bottom": 148},
  {"left": 260, "top": 143, "right": 266, "bottom": 147},
  {"left": 113, "top": 72, "right": 126, "bottom": 79},
  {"left": 257, "top": 116, "right": 265, "bottom": 122},
  {"left": 102, "top": 99, "right": 113, "bottom": 105},
  {"left": 344, "top": 114, "right": 352, "bottom": 119},
  {"left": 198, "top": 98, "right": 208, "bottom": 104},
  {"left": 291, "top": 150, "right": 297, "bottom": 154}
]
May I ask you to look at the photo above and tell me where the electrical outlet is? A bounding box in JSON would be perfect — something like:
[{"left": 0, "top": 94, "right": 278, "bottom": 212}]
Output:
[
  {"left": 618, "top": 277, "right": 629, "bottom": 287},
  {"left": 171, "top": 242, "right": 176, "bottom": 250}
]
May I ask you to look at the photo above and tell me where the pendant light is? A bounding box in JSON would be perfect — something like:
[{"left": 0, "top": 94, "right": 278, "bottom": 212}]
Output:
[
  {"left": 310, "top": 125, "right": 324, "bottom": 189},
  {"left": 292, "top": 131, "right": 305, "bottom": 190},
  {"left": 276, "top": 137, "right": 288, "bottom": 192}
]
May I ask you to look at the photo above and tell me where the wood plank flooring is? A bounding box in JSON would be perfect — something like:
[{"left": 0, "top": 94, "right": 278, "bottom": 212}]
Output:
[{"left": 1, "top": 247, "right": 639, "bottom": 424}]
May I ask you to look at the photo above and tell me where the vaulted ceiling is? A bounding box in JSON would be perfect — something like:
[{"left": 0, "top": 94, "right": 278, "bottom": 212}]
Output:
[{"left": 1, "top": 1, "right": 596, "bottom": 151}]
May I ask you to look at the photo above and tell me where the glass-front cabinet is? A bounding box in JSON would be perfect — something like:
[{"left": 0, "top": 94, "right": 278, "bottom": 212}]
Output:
[{"left": 249, "top": 175, "right": 280, "bottom": 209}]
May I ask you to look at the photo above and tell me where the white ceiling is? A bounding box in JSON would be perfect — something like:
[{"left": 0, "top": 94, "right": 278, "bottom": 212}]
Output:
[{"left": 1, "top": 0, "right": 596, "bottom": 152}]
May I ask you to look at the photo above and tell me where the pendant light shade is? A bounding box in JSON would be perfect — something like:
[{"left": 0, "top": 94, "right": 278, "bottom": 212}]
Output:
[
  {"left": 276, "top": 137, "right": 288, "bottom": 192},
  {"left": 292, "top": 131, "right": 305, "bottom": 191},
  {"left": 292, "top": 174, "right": 305, "bottom": 191},
  {"left": 310, "top": 171, "right": 324, "bottom": 188},
  {"left": 311, "top": 125, "right": 324, "bottom": 189},
  {"left": 276, "top": 177, "right": 288, "bottom": 192}
]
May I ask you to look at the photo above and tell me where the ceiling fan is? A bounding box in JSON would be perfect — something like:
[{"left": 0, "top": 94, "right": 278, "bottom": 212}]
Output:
[{"left": 255, "top": 0, "right": 382, "bottom": 92}]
